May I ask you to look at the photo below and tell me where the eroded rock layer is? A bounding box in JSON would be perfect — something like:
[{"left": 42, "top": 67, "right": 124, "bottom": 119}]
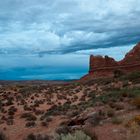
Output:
[{"left": 82, "top": 42, "right": 140, "bottom": 79}]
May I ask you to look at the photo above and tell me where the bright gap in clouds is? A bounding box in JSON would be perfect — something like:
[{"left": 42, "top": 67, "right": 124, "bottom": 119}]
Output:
[
  {"left": 0, "top": 44, "right": 135, "bottom": 80},
  {"left": 76, "top": 44, "right": 134, "bottom": 61}
]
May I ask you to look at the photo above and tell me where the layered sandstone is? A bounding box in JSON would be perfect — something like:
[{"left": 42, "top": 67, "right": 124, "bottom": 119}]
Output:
[{"left": 82, "top": 42, "right": 140, "bottom": 80}]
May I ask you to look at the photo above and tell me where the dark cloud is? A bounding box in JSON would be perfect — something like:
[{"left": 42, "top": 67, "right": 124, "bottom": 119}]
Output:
[
  {"left": 0, "top": 0, "right": 140, "bottom": 79},
  {"left": 0, "top": 0, "right": 140, "bottom": 56}
]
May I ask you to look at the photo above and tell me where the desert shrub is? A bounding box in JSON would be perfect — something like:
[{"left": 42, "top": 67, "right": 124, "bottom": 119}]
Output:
[
  {"left": 86, "top": 112, "right": 102, "bottom": 126},
  {"left": 25, "top": 133, "right": 36, "bottom": 140},
  {"left": 36, "top": 134, "right": 50, "bottom": 140},
  {"left": 8, "top": 110, "right": 15, "bottom": 116},
  {"left": 134, "top": 115, "right": 140, "bottom": 125},
  {"left": 0, "top": 131, "right": 7, "bottom": 140},
  {"left": 6, "top": 119, "right": 14, "bottom": 125},
  {"left": 95, "top": 88, "right": 140, "bottom": 105},
  {"left": 83, "top": 128, "right": 98, "bottom": 140},
  {"left": 25, "top": 133, "right": 50, "bottom": 140},
  {"left": 6, "top": 97, "right": 14, "bottom": 106},
  {"left": 1, "top": 108, "right": 7, "bottom": 114},
  {"left": 40, "top": 116, "right": 52, "bottom": 127},
  {"left": 8, "top": 115, "right": 14, "bottom": 120},
  {"left": 23, "top": 105, "right": 32, "bottom": 111},
  {"left": 70, "top": 105, "right": 78, "bottom": 110},
  {"left": 45, "top": 117, "right": 52, "bottom": 122},
  {"left": 98, "top": 110, "right": 106, "bottom": 117},
  {"left": 40, "top": 110, "right": 52, "bottom": 122},
  {"left": 126, "top": 115, "right": 140, "bottom": 128},
  {"left": 1, "top": 116, "right": 6, "bottom": 121},
  {"left": 8, "top": 106, "right": 17, "bottom": 115},
  {"left": 19, "top": 88, "right": 31, "bottom": 98},
  {"left": 121, "top": 92, "right": 128, "bottom": 97},
  {"left": 56, "top": 125, "right": 70, "bottom": 135},
  {"left": 41, "top": 121, "right": 48, "bottom": 127},
  {"left": 34, "top": 101, "right": 40, "bottom": 107},
  {"left": 99, "top": 96, "right": 109, "bottom": 104},
  {"left": 0, "top": 100, "right": 2, "bottom": 110},
  {"left": 132, "top": 97, "right": 140, "bottom": 108},
  {"left": 114, "top": 103, "right": 124, "bottom": 110},
  {"left": 127, "top": 88, "right": 140, "bottom": 98},
  {"left": 108, "top": 102, "right": 116, "bottom": 108},
  {"left": 112, "top": 117, "right": 123, "bottom": 125},
  {"left": 119, "top": 71, "right": 140, "bottom": 84},
  {"left": 107, "top": 108, "right": 115, "bottom": 117},
  {"left": 21, "top": 113, "right": 37, "bottom": 121},
  {"left": 34, "top": 109, "right": 44, "bottom": 116},
  {"left": 114, "top": 69, "right": 124, "bottom": 78},
  {"left": 66, "top": 111, "right": 79, "bottom": 117},
  {"left": 19, "top": 86, "right": 41, "bottom": 98},
  {"left": 25, "top": 121, "right": 36, "bottom": 128},
  {"left": 88, "top": 92, "right": 96, "bottom": 99},
  {"left": 44, "top": 103, "right": 72, "bottom": 116},
  {"left": 57, "top": 131, "right": 92, "bottom": 140},
  {"left": 73, "top": 95, "right": 78, "bottom": 100}
]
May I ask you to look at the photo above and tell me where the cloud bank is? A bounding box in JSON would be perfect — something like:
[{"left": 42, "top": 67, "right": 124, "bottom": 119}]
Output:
[
  {"left": 0, "top": 0, "right": 140, "bottom": 55},
  {"left": 0, "top": 0, "right": 140, "bottom": 79}
]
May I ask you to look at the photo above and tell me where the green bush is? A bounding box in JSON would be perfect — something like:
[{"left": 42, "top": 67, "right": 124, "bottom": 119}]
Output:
[{"left": 57, "top": 131, "right": 91, "bottom": 140}]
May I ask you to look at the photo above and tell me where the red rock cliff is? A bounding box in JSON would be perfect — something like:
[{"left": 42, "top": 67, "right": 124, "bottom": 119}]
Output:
[{"left": 82, "top": 42, "right": 140, "bottom": 80}]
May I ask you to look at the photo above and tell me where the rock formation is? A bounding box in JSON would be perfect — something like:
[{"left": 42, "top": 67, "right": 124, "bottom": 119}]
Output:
[{"left": 82, "top": 42, "right": 140, "bottom": 80}]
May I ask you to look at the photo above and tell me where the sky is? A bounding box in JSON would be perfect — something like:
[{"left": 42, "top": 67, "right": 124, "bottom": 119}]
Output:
[{"left": 0, "top": 0, "right": 140, "bottom": 80}]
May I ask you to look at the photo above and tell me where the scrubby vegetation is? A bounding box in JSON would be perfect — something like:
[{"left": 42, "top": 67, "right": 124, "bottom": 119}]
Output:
[
  {"left": 0, "top": 71, "right": 140, "bottom": 140},
  {"left": 25, "top": 133, "right": 50, "bottom": 140},
  {"left": 57, "top": 131, "right": 92, "bottom": 140},
  {"left": 132, "top": 97, "right": 140, "bottom": 108},
  {"left": 0, "top": 131, "right": 7, "bottom": 140}
]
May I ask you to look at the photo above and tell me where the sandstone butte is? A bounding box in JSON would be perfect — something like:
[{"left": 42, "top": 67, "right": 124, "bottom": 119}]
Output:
[{"left": 81, "top": 42, "right": 140, "bottom": 80}]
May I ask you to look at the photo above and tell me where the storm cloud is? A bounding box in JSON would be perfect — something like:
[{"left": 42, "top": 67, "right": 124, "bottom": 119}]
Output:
[
  {"left": 0, "top": 0, "right": 140, "bottom": 79},
  {"left": 0, "top": 0, "right": 140, "bottom": 54}
]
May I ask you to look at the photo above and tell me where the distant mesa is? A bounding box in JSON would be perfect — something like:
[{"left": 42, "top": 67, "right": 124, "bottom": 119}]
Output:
[{"left": 82, "top": 42, "right": 140, "bottom": 80}]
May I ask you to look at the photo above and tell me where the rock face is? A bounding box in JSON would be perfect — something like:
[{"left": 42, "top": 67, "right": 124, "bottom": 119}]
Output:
[{"left": 82, "top": 42, "right": 140, "bottom": 79}]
